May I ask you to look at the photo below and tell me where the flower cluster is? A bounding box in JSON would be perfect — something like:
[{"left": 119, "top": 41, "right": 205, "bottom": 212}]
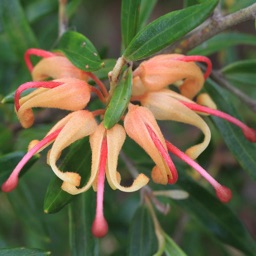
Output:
[{"left": 2, "top": 49, "right": 256, "bottom": 237}]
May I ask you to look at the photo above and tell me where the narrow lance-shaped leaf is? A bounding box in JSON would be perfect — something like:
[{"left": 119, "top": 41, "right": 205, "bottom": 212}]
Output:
[
  {"left": 69, "top": 191, "right": 99, "bottom": 256},
  {"left": 56, "top": 31, "right": 104, "bottom": 72},
  {"left": 174, "top": 168, "right": 256, "bottom": 256},
  {"left": 128, "top": 205, "right": 158, "bottom": 256},
  {"left": 123, "top": 0, "right": 218, "bottom": 61},
  {"left": 0, "top": 0, "right": 38, "bottom": 59},
  {"left": 104, "top": 66, "right": 132, "bottom": 129},
  {"left": 189, "top": 32, "right": 256, "bottom": 56},
  {"left": 0, "top": 248, "right": 51, "bottom": 256},
  {"left": 121, "top": 0, "right": 141, "bottom": 48},
  {"left": 138, "top": 0, "right": 157, "bottom": 29},
  {"left": 164, "top": 234, "right": 187, "bottom": 256},
  {"left": 44, "top": 137, "right": 91, "bottom": 213},
  {"left": 0, "top": 152, "right": 39, "bottom": 187},
  {"left": 221, "top": 59, "right": 256, "bottom": 86},
  {"left": 205, "top": 79, "right": 256, "bottom": 179}
]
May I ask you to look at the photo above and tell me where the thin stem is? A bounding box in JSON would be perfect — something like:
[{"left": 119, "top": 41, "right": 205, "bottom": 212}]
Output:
[
  {"left": 89, "top": 86, "right": 107, "bottom": 103},
  {"left": 171, "top": 3, "right": 256, "bottom": 53},
  {"left": 88, "top": 72, "right": 109, "bottom": 98},
  {"left": 211, "top": 70, "right": 256, "bottom": 113},
  {"left": 58, "top": 0, "right": 68, "bottom": 37}
]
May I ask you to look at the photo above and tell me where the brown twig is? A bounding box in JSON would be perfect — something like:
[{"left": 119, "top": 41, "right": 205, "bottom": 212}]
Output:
[
  {"left": 210, "top": 70, "right": 256, "bottom": 113},
  {"left": 170, "top": 3, "right": 256, "bottom": 54},
  {"left": 58, "top": 0, "right": 68, "bottom": 37}
]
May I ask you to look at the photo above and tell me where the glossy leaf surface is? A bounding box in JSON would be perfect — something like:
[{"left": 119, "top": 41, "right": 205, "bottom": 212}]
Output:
[
  {"left": 128, "top": 205, "right": 158, "bottom": 256},
  {"left": 0, "top": 248, "right": 50, "bottom": 256},
  {"left": 121, "top": 0, "right": 141, "bottom": 48},
  {"left": 123, "top": 0, "right": 218, "bottom": 61},
  {"left": 175, "top": 170, "right": 256, "bottom": 256},
  {"left": 44, "top": 137, "right": 91, "bottom": 213},
  {"left": 206, "top": 79, "right": 256, "bottom": 179},
  {"left": 69, "top": 191, "right": 98, "bottom": 256},
  {"left": 104, "top": 67, "right": 132, "bottom": 129},
  {"left": 190, "top": 32, "right": 256, "bottom": 56},
  {"left": 56, "top": 31, "right": 103, "bottom": 72}
]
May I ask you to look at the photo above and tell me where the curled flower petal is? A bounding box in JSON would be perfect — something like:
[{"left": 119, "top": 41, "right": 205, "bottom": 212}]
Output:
[
  {"left": 132, "top": 54, "right": 204, "bottom": 98},
  {"left": 141, "top": 90, "right": 211, "bottom": 159},
  {"left": 16, "top": 78, "right": 91, "bottom": 128},
  {"left": 106, "top": 124, "right": 149, "bottom": 191},
  {"left": 32, "top": 56, "right": 88, "bottom": 81},
  {"left": 47, "top": 110, "right": 97, "bottom": 185},
  {"left": 62, "top": 122, "right": 105, "bottom": 194},
  {"left": 124, "top": 104, "right": 175, "bottom": 184}
]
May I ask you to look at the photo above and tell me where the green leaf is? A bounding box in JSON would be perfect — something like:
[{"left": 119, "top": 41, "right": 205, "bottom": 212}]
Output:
[
  {"left": 0, "top": 0, "right": 38, "bottom": 59},
  {"left": 128, "top": 205, "right": 158, "bottom": 256},
  {"left": 56, "top": 31, "right": 104, "bottom": 72},
  {"left": 221, "top": 59, "right": 256, "bottom": 86},
  {"left": 164, "top": 233, "right": 187, "bottom": 256},
  {"left": 69, "top": 191, "right": 98, "bottom": 256},
  {"left": 104, "top": 67, "right": 132, "bottom": 129},
  {"left": 123, "top": 0, "right": 218, "bottom": 61},
  {"left": 0, "top": 248, "right": 50, "bottom": 256},
  {"left": 121, "top": 0, "right": 141, "bottom": 48},
  {"left": 44, "top": 137, "right": 91, "bottom": 213},
  {"left": 189, "top": 32, "right": 256, "bottom": 56},
  {"left": 138, "top": 0, "right": 157, "bottom": 29},
  {"left": 174, "top": 171, "right": 256, "bottom": 256},
  {"left": 0, "top": 152, "right": 39, "bottom": 186},
  {"left": 205, "top": 79, "right": 256, "bottom": 179},
  {"left": 92, "top": 59, "right": 116, "bottom": 81}
]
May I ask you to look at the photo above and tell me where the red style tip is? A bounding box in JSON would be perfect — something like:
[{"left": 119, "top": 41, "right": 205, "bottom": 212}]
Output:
[
  {"left": 91, "top": 216, "right": 109, "bottom": 238},
  {"left": 215, "top": 185, "right": 232, "bottom": 203},
  {"left": 243, "top": 127, "right": 256, "bottom": 142},
  {"left": 1, "top": 177, "right": 18, "bottom": 192}
]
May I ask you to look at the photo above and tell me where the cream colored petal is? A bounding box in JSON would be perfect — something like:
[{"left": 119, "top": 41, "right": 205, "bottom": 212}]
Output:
[
  {"left": 32, "top": 56, "right": 88, "bottom": 81},
  {"left": 132, "top": 54, "right": 204, "bottom": 99},
  {"left": 124, "top": 104, "right": 171, "bottom": 184},
  {"left": 47, "top": 110, "right": 97, "bottom": 186},
  {"left": 62, "top": 122, "right": 104, "bottom": 195},
  {"left": 17, "top": 78, "right": 91, "bottom": 128},
  {"left": 106, "top": 124, "right": 149, "bottom": 192},
  {"left": 141, "top": 90, "right": 211, "bottom": 159}
]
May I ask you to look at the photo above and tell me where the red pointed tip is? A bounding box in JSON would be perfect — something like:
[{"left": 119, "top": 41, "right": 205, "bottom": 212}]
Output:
[
  {"left": 91, "top": 216, "right": 109, "bottom": 238},
  {"left": 1, "top": 177, "right": 18, "bottom": 192},
  {"left": 167, "top": 173, "right": 178, "bottom": 184},
  {"left": 215, "top": 186, "right": 232, "bottom": 203},
  {"left": 243, "top": 127, "right": 256, "bottom": 142}
]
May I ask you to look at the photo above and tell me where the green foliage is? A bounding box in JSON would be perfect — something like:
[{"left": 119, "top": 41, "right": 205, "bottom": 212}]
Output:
[{"left": 0, "top": 0, "right": 256, "bottom": 255}]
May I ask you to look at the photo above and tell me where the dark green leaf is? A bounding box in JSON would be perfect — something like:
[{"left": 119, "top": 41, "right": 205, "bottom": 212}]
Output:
[
  {"left": 138, "top": 0, "right": 157, "bottom": 29},
  {"left": 221, "top": 59, "right": 256, "bottom": 86},
  {"left": 128, "top": 205, "right": 158, "bottom": 256},
  {"left": 0, "top": 152, "right": 39, "bottom": 187},
  {"left": 0, "top": 0, "right": 38, "bottom": 59},
  {"left": 104, "top": 67, "right": 132, "bottom": 129},
  {"left": 56, "top": 31, "right": 104, "bottom": 72},
  {"left": 205, "top": 79, "right": 256, "bottom": 179},
  {"left": 92, "top": 59, "right": 116, "bottom": 81},
  {"left": 44, "top": 137, "right": 91, "bottom": 213},
  {"left": 123, "top": 0, "right": 218, "bottom": 61},
  {"left": 0, "top": 248, "right": 50, "bottom": 256},
  {"left": 164, "top": 233, "right": 187, "bottom": 256},
  {"left": 121, "top": 0, "right": 141, "bottom": 48},
  {"left": 69, "top": 191, "right": 98, "bottom": 256},
  {"left": 183, "top": 0, "right": 203, "bottom": 7},
  {"left": 174, "top": 171, "right": 256, "bottom": 256},
  {"left": 189, "top": 32, "right": 256, "bottom": 56}
]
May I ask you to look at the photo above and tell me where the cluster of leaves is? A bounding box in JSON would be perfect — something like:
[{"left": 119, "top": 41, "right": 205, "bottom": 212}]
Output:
[{"left": 0, "top": 0, "right": 256, "bottom": 255}]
